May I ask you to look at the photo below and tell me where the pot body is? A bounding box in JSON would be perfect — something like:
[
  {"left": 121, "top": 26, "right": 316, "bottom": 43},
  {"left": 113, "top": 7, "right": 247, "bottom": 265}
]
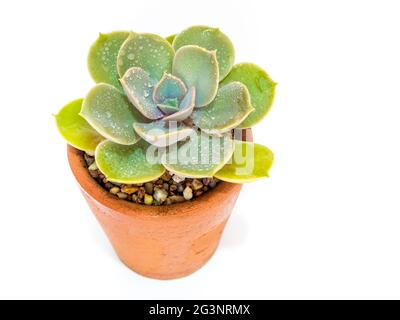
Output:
[{"left": 67, "top": 146, "right": 243, "bottom": 280}]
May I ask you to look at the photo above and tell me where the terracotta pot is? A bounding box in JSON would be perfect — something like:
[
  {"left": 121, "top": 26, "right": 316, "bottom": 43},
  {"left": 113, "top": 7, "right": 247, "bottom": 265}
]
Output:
[{"left": 67, "top": 131, "right": 251, "bottom": 280}]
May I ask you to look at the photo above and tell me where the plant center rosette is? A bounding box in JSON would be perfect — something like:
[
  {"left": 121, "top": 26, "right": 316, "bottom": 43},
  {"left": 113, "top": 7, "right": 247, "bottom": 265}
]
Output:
[{"left": 55, "top": 26, "right": 276, "bottom": 200}]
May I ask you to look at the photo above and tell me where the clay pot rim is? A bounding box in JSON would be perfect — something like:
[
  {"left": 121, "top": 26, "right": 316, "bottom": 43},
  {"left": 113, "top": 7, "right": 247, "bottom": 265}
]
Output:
[{"left": 68, "top": 146, "right": 243, "bottom": 218}]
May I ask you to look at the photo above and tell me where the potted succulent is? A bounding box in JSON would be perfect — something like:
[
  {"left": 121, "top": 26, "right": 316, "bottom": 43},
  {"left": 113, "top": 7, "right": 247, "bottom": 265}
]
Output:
[{"left": 55, "top": 26, "right": 276, "bottom": 279}]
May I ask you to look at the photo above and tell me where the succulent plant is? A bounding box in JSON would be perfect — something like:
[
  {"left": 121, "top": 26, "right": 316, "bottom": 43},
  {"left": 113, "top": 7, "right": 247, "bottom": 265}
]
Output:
[{"left": 55, "top": 26, "right": 276, "bottom": 185}]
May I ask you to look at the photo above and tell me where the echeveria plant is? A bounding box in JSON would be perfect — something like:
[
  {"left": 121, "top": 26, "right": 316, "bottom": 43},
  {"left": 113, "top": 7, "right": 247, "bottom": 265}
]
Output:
[{"left": 55, "top": 26, "right": 275, "bottom": 185}]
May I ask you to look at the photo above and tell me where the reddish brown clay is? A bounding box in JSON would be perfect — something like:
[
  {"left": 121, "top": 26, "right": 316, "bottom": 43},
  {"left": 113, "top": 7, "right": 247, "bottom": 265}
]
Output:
[{"left": 67, "top": 131, "right": 251, "bottom": 280}]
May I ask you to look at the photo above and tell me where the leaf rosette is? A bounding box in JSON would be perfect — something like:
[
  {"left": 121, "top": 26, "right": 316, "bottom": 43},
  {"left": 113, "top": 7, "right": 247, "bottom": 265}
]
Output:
[{"left": 55, "top": 26, "right": 276, "bottom": 184}]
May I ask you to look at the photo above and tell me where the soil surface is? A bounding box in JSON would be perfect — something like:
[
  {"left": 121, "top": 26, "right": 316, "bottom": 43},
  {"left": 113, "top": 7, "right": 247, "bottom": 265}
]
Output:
[{"left": 83, "top": 152, "right": 220, "bottom": 205}]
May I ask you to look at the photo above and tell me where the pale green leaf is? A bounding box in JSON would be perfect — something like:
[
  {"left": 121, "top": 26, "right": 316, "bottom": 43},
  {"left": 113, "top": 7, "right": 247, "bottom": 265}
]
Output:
[
  {"left": 133, "top": 121, "right": 194, "bottom": 147},
  {"left": 152, "top": 73, "right": 187, "bottom": 104},
  {"left": 80, "top": 83, "right": 145, "bottom": 145},
  {"left": 120, "top": 67, "right": 163, "bottom": 120},
  {"left": 163, "top": 87, "right": 196, "bottom": 121},
  {"left": 161, "top": 131, "right": 234, "bottom": 178},
  {"left": 117, "top": 32, "right": 174, "bottom": 81},
  {"left": 55, "top": 99, "right": 104, "bottom": 153},
  {"left": 87, "top": 31, "right": 129, "bottom": 89},
  {"left": 173, "top": 26, "right": 235, "bottom": 80},
  {"left": 221, "top": 63, "right": 276, "bottom": 128},
  {"left": 193, "top": 82, "right": 254, "bottom": 135},
  {"left": 172, "top": 45, "right": 219, "bottom": 107},
  {"left": 215, "top": 141, "right": 274, "bottom": 183},
  {"left": 95, "top": 140, "right": 165, "bottom": 184}
]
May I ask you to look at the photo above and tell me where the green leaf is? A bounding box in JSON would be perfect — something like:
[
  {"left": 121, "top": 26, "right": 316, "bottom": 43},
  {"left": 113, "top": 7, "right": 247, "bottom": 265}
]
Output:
[
  {"left": 193, "top": 82, "right": 254, "bottom": 135},
  {"left": 163, "top": 86, "right": 195, "bottom": 121},
  {"left": 161, "top": 131, "right": 234, "bottom": 178},
  {"left": 95, "top": 140, "right": 165, "bottom": 184},
  {"left": 166, "top": 34, "right": 176, "bottom": 44},
  {"left": 173, "top": 26, "right": 235, "bottom": 81},
  {"left": 215, "top": 141, "right": 274, "bottom": 183},
  {"left": 164, "top": 97, "right": 179, "bottom": 107},
  {"left": 152, "top": 73, "right": 187, "bottom": 104},
  {"left": 133, "top": 121, "right": 194, "bottom": 147},
  {"left": 221, "top": 63, "right": 276, "bottom": 128},
  {"left": 157, "top": 103, "right": 179, "bottom": 115},
  {"left": 87, "top": 31, "right": 130, "bottom": 90},
  {"left": 55, "top": 99, "right": 104, "bottom": 153},
  {"left": 117, "top": 32, "right": 174, "bottom": 81},
  {"left": 172, "top": 45, "right": 219, "bottom": 107},
  {"left": 120, "top": 67, "right": 163, "bottom": 120},
  {"left": 80, "top": 83, "right": 145, "bottom": 145}
]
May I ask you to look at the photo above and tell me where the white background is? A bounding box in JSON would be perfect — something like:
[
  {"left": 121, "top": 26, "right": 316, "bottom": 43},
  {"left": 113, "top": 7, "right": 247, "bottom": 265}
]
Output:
[{"left": 0, "top": 0, "right": 399, "bottom": 300}]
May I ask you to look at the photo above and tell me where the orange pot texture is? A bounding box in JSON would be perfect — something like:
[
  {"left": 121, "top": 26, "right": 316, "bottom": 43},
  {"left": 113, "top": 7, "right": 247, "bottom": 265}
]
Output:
[{"left": 67, "top": 131, "right": 250, "bottom": 280}]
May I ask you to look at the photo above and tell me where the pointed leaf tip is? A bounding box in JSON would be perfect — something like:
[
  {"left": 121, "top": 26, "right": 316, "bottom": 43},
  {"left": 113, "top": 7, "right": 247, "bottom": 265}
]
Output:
[
  {"left": 193, "top": 81, "right": 254, "bottom": 135},
  {"left": 88, "top": 31, "right": 130, "bottom": 89},
  {"left": 221, "top": 63, "right": 276, "bottom": 128},
  {"left": 117, "top": 32, "right": 174, "bottom": 81},
  {"left": 173, "top": 25, "right": 235, "bottom": 81},
  {"left": 215, "top": 141, "right": 274, "bottom": 183},
  {"left": 55, "top": 99, "right": 104, "bottom": 153}
]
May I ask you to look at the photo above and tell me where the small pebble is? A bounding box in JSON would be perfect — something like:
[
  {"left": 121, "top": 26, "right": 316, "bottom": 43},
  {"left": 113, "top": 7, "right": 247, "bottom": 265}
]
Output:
[
  {"left": 116, "top": 192, "right": 128, "bottom": 199},
  {"left": 84, "top": 153, "right": 220, "bottom": 206},
  {"left": 84, "top": 154, "right": 95, "bottom": 166},
  {"left": 172, "top": 175, "right": 185, "bottom": 183},
  {"left": 144, "top": 182, "right": 154, "bottom": 194},
  {"left": 121, "top": 186, "right": 139, "bottom": 194},
  {"left": 170, "top": 195, "right": 185, "bottom": 203},
  {"left": 209, "top": 180, "right": 217, "bottom": 188},
  {"left": 161, "top": 172, "right": 172, "bottom": 181},
  {"left": 144, "top": 194, "right": 153, "bottom": 205},
  {"left": 177, "top": 184, "right": 184, "bottom": 193},
  {"left": 153, "top": 188, "right": 168, "bottom": 202},
  {"left": 104, "top": 182, "right": 114, "bottom": 190},
  {"left": 183, "top": 186, "right": 193, "bottom": 200},
  {"left": 137, "top": 188, "right": 145, "bottom": 199},
  {"left": 110, "top": 187, "right": 120, "bottom": 194},
  {"left": 191, "top": 179, "right": 203, "bottom": 191},
  {"left": 166, "top": 195, "right": 185, "bottom": 205},
  {"left": 89, "top": 170, "right": 99, "bottom": 178}
]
